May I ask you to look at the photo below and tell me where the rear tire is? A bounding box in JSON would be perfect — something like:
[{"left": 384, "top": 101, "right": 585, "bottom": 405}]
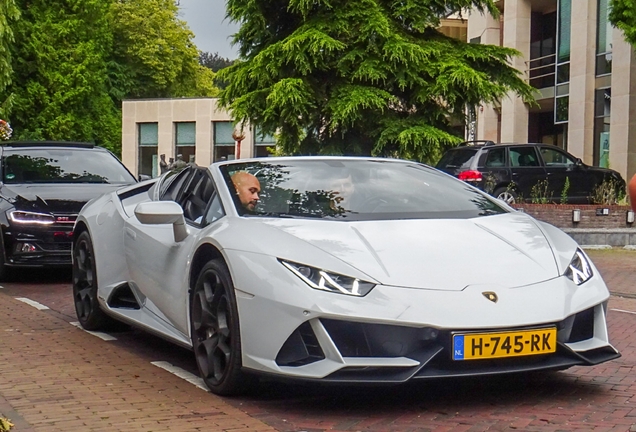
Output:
[
  {"left": 72, "top": 231, "right": 118, "bottom": 331},
  {"left": 190, "top": 259, "right": 253, "bottom": 395},
  {"left": 493, "top": 187, "right": 518, "bottom": 205}
]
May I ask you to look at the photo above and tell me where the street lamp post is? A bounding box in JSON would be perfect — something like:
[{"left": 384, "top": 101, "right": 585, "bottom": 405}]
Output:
[{"left": 232, "top": 129, "right": 245, "bottom": 160}]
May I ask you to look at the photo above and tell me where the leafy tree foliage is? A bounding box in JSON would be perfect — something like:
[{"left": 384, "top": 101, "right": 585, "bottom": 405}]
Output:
[
  {"left": 200, "top": 51, "right": 235, "bottom": 89},
  {"left": 200, "top": 51, "right": 235, "bottom": 72},
  {"left": 2, "top": 0, "right": 217, "bottom": 154},
  {"left": 110, "top": 0, "right": 218, "bottom": 99},
  {"left": 219, "top": 0, "right": 534, "bottom": 162},
  {"left": 610, "top": 0, "right": 636, "bottom": 46},
  {"left": 6, "top": 0, "right": 121, "bottom": 151},
  {"left": 0, "top": 0, "right": 19, "bottom": 116}
]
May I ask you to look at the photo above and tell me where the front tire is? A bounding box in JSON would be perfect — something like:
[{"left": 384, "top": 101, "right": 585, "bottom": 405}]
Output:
[
  {"left": 72, "top": 231, "right": 116, "bottom": 330},
  {"left": 0, "top": 238, "right": 9, "bottom": 282},
  {"left": 191, "top": 259, "right": 252, "bottom": 395}
]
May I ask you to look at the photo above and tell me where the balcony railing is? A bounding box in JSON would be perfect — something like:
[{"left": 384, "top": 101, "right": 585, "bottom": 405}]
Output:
[{"left": 525, "top": 53, "right": 556, "bottom": 89}]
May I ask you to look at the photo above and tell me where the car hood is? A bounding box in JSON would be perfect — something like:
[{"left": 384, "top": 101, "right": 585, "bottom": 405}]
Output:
[
  {"left": 1, "top": 184, "right": 128, "bottom": 214},
  {"left": 259, "top": 212, "right": 560, "bottom": 291}
]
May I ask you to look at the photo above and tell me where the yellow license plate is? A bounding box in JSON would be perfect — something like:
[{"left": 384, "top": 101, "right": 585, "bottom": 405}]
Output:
[{"left": 452, "top": 327, "right": 557, "bottom": 360}]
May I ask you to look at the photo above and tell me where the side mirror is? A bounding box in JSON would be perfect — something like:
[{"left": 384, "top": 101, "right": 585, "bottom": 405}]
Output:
[
  {"left": 575, "top": 158, "right": 583, "bottom": 166},
  {"left": 138, "top": 174, "right": 152, "bottom": 182},
  {"left": 134, "top": 201, "right": 188, "bottom": 242}
]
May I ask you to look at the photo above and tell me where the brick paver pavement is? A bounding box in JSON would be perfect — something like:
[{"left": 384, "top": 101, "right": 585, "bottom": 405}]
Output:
[{"left": 0, "top": 294, "right": 275, "bottom": 432}]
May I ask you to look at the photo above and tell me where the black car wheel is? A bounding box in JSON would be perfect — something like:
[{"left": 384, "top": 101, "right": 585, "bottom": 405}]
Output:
[
  {"left": 72, "top": 231, "right": 116, "bottom": 330},
  {"left": 190, "top": 259, "right": 252, "bottom": 395},
  {"left": 0, "top": 237, "right": 9, "bottom": 282},
  {"left": 494, "top": 187, "right": 518, "bottom": 205}
]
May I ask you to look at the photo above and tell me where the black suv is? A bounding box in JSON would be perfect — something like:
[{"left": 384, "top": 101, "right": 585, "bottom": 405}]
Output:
[
  {"left": 0, "top": 141, "right": 137, "bottom": 279},
  {"left": 436, "top": 141, "right": 625, "bottom": 204}
]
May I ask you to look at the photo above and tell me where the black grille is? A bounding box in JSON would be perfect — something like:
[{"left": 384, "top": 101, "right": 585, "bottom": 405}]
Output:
[
  {"left": 275, "top": 321, "right": 325, "bottom": 366},
  {"left": 40, "top": 243, "right": 72, "bottom": 252},
  {"left": 568, "top": 308, "right": 595, "bottom": 343}
]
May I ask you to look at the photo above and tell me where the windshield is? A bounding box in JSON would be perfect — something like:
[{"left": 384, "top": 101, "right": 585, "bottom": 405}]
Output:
[
  {"left": 2, "top": 148, "right": 136, "bottom": 184},
  {"left": 220, "top": 159, "right": 507, "bottom": 221},
  {"left": 436, "top": 148, "right": 477, "bottom": 170}
]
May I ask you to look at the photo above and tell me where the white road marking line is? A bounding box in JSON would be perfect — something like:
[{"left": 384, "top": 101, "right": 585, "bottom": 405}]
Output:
[
  {"left": 611, "top": 308, "right": 636, "bottom": 315},
  {"left": 0, "top": 285, "right": 5, "bottom": 289},
  {"left": 151, "top": 361, "right": 208, "bottom": 391},
  {"left": 15, "top": 297, "right": 49, "bottom": 310},
  {"left": 69, "top": 321, "right": 117, "bottom": 341}
]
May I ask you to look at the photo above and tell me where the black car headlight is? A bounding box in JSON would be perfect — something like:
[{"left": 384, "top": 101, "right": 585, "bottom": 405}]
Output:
[
  {"left": 564, "top": 248, "right": 593, "bottom": 285},
  {"left": 280, "top": 259, "right": 375, "bottom": 296},
  {"left": 7, "top": 210, "right": 55, "bottom": 225}
]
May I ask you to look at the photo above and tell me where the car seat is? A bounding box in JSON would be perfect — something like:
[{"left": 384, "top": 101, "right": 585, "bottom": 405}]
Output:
[{"left": 518, "top": 154, "right": 538, "bottom": 167}]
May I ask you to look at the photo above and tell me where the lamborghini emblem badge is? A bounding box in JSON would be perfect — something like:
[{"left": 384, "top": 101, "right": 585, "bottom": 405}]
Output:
[{"left": 482, "top": 291, "right": 498, "bottom": 303}]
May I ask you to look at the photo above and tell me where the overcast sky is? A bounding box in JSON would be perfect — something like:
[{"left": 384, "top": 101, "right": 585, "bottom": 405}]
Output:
[{"left": 178, "top": 0, "right": 239, "bottom": 59}]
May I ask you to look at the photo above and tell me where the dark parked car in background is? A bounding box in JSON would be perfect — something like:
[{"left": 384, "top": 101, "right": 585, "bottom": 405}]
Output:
[
  {"left": 0, "top": 141, "right": 137, "bottom": 279},
  {"left": 436, "top": 141, "right": 625, "bottom": 204}
]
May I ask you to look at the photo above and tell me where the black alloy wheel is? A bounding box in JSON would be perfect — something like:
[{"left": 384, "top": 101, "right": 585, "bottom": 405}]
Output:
[
  {"left": 72, "top": 231, "right": 115, "bottom": 330},
  {"left": 191, "top": 259, "right": 252, "bottom": 395},
  {"left": 0, "top": 237, "right": 8, "bottom": 282}
]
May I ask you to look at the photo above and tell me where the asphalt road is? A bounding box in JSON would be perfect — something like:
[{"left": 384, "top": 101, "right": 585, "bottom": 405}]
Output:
[{"left": 1, "top": 249, "right": 636, "bottom": 431}]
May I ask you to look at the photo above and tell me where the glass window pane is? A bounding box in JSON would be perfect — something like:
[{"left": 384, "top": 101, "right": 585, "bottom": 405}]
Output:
[
  {"left": 255, "top": 126, "right": 276, "bottom": 144},
  {"left": 255, "top": 146, "right": 272, "bottom": 157},
  {"left": 139, "top": 123, "right": 158, "bottom": 146},
  {"left": 175, "top": 146, "right": 196, "bottom": 165},
  {"left": 510, "top": 147, "right": 540, "bottom": 167},
  {"left": 484, "top": 148, "right": 505, "bottom": 167},
  {"left": 219, "top": 160, "right": 507, "bottom": 220},
  {"left": 214, "top": 121, "right": 235, "bottom": 145},
  {"left": 555, "top": 96, "right": 569, "bottom": 123},
  {"left": 540, "top": 148, "right": 574, "bottom": 166},
  {"left": 215, "top": 144, "right": 235, "bottom": 161},
  {"left": 597, "top": 0, "right": 612, "bottom": 54},
  {"left": 176, "top": 122, "right": 196, "bottom": 146},
  {"left": 558, "top": 0, "right": 571, "bottom": 62},
  {"left": 596, "top": 53, "right": 612, "bottom": 76}
]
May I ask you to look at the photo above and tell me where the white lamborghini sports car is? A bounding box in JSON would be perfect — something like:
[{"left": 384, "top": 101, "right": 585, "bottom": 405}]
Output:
[{"left": 72, "top": 157, "right": 620, "bottom": 395}]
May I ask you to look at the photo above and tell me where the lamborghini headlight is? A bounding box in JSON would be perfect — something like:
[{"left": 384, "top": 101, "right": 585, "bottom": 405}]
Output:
[
  {"left": 7, "top": 210, "right": 55, "bottom": 225},
  {"left": 280, "top": 259, "right": 375, "bottom": 296},
  {"left": 564, "top": 248, "right": 593, "bottom": 285}
]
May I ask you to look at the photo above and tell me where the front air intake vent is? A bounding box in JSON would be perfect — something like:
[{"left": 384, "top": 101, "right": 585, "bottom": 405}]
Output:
[
  {"left": 275, "top": 321, "right": 325, "bottom": 367},
  {"left": 107, "top": 284, "right": 141, "bottom": 310}
]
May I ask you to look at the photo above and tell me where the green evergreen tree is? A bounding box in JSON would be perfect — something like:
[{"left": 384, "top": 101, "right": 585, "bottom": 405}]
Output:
[{"left": 219, "top": 0, "right": 534, "bottom": 162}]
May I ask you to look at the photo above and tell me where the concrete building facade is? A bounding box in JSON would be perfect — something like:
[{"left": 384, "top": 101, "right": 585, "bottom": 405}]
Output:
[
  {"left": 121, "top": 98, "right": 274, "bottom": 178},
  {"left": 468, "top": 0, "right": 636, "bottom": 180}
]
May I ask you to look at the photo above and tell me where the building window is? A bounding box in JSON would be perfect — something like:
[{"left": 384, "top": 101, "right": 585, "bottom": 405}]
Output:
[
  {"left": 529, "top": 11, "right": 557, "bottom": 89},
  {"left": 596, "top": 0, "right": 612, "bottom": 76},
  {"left": 556, "top": 0, "right": 571, "bottom": 83},
  {"left": 213, "top": 121, "right": 235, "bottom": 161},
  {"left": 254, "top": 126, "right": 275, "bottom": 157},
  {"left": 594, "top": 88, "right": 611, "bottom": 167},
  {"left": 138, "top": 123, "right": 158, "bottom": 177},
  {"left": 175, "top": 122, "right": 196, "bottom": 165},
  {"left": 555, "top": 96, "right": 569, "bottom": 124}
]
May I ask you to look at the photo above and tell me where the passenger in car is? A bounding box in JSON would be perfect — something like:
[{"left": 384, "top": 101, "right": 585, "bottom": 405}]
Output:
[{"left": 231, "top": 171, "right": 261, "bottom": 212}]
